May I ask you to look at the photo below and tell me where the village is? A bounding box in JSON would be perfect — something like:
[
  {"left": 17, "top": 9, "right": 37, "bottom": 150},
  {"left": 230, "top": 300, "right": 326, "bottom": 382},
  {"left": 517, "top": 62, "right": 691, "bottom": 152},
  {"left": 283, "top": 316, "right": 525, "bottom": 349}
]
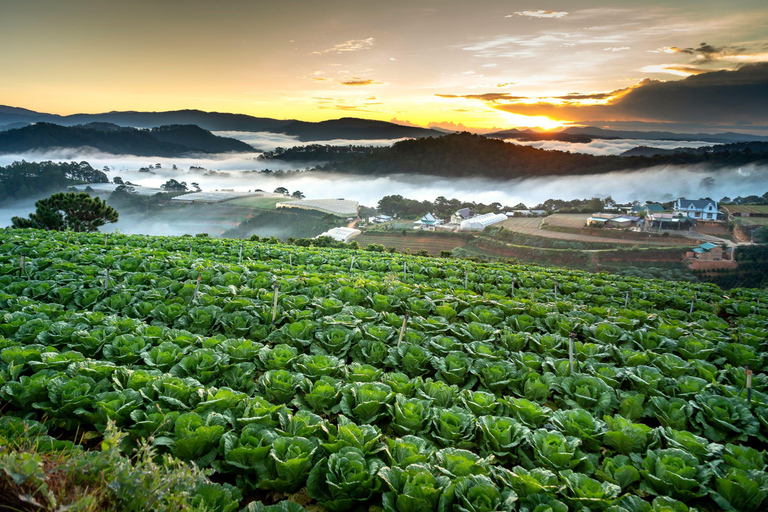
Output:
[{"left": 313, "top": 196, "right": 768, "bottom": 280}]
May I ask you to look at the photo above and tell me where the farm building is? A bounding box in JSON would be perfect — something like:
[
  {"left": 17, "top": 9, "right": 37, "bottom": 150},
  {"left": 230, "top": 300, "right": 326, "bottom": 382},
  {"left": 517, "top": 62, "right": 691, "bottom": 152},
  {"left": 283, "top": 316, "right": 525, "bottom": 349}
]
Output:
[
  {"left": 316, "top": 227, "right": 361, "bottom": 242},
  {"left": 414, "top": 213, "right": 444, "bottom": 231},
  {"left": 276, "top": 199, "right": 359, "bottom": 217},
  {"left": 688, "top": 242, "right": 725, "bottom": 261},
  {"left": 451, "top": 208, "right": 475, "bottom": 224},
  {"left": 369, "top": 214, "right": 393, "bottom": 224},
  {"left": 606, "top": 216, "right": 641, "bottom": 229},
  {"left": 460, "top": 213, "right": 507, "bottom": 231},
  {"left": 586, "top": 216, "right": 610, "bottom": 227}
]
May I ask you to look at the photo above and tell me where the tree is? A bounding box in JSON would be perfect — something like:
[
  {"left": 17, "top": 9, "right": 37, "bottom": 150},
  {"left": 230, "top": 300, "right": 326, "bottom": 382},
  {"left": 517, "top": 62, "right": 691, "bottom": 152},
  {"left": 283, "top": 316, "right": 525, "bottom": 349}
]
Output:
[
  {"left": 291, "top": 190, "right": 305, "bottom": 199},
  {"left": 274, "top": 187, "right": 289, "bottom": 195},
  {"left": 11, "top": 192, "right": 118, "bottom": 232},
  {"left": 191, "top": 182, "right": 201, "bottom": 192},
  {"left": 113, "top": 176, "right": 124, "bottom": 185},
  {"left": 161, "top": 179, "right": 188, "bottom": 191}
]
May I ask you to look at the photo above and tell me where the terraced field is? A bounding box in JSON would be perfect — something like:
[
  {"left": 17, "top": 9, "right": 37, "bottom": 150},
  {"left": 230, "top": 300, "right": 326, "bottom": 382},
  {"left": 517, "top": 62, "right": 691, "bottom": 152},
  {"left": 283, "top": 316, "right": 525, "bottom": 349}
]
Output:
[{"left": 352, "top": 232, "right": 469, "bottom": 255}]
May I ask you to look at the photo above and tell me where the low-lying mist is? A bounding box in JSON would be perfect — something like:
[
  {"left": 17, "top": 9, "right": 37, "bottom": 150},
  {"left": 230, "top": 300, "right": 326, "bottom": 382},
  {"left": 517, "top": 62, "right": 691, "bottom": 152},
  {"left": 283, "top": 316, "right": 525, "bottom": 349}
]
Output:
[
  {"left": 2, "top": 144, "right": 767, "bottom": 234},
  {"left": 504, "top": 138, "right": 713, "bottom": 156},
  {"left": 213, "top": 131, "right": 410, "bottom": 152}
]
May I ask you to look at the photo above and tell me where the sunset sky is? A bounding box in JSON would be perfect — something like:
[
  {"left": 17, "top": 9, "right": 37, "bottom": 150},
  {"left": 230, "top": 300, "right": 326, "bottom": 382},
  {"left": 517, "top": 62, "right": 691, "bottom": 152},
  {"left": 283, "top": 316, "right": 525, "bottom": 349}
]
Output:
[{"left": 2, "top": 0, "right": 768, "bottom": 131}]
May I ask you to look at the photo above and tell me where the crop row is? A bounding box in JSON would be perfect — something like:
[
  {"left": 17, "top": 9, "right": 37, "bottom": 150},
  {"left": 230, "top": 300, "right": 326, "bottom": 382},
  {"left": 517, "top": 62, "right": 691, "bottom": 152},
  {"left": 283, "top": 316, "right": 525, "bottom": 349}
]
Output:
[{"left": 1, "top": 229, "right": 767, "bottom": 512}]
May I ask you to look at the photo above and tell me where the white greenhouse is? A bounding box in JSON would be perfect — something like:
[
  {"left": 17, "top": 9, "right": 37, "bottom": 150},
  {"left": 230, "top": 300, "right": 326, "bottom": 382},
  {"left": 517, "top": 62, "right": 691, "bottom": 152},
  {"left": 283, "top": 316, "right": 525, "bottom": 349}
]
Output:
[
  {"left": 460, "top": 213, "right": 507, "bottom": 231},
  {"left": 316, "top": 227, "right": 361, "bottom": 242}
]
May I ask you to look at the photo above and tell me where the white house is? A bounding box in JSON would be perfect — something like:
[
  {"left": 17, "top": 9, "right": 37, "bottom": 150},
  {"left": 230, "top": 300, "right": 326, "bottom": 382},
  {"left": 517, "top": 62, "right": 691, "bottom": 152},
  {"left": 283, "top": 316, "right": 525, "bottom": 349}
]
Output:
[{"left": 674, "top": 199, "right": 722, "bottom": 221}]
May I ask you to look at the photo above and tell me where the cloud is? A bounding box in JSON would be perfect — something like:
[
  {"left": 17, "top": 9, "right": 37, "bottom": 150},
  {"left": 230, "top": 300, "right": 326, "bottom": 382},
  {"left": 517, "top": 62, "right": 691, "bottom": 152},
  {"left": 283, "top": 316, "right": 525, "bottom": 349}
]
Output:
[
  {"left": 440, "top": 63, "right": 768, "bottom": 125},
  {"left": 340, "top": 78, "right": 384, "bottom": 86},
  {"left": 436, "top": 93, "right": 526, "bottom": 102},
  {"left": 604, "top": 47, "right": 630, "bottom": 52},
  {"left": 640, "top": 64, "right": 722, "bottom": 77},
  {"left": 311, "top": 37, "right": 374, "bottom": 55},
  {"left": 313, "top": 96, "right": 382, "bottom": 112},
  {"left": 652, "top": 42, "right": 768, "bottom": 65},
  {"left": 510, "top": 10, "right": 568, "bottom": 18}
]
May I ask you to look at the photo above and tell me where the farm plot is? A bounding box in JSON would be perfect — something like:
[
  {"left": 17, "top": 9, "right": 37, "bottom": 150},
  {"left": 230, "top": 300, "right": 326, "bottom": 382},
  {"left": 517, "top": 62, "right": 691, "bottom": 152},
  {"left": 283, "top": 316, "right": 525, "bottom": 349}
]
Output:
[
  {"left": 353, "top": 232, "right": 468, "bottom": 255},
  {"left": 500, "top": 215, "right": 679, "bottom": 246},
  {"left": 0, "top": 229, "right": 767, "bottom": 512}
]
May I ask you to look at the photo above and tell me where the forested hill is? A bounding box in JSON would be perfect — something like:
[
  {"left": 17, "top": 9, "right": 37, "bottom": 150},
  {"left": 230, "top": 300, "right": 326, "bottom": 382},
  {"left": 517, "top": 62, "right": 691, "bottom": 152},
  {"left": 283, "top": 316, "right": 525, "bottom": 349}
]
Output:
[
  {"left": 0, "top": 160, "right": 108, "bottom": 202},
  {"left": 0, "top": 123, "right": 255, "bottom": 156},
  {"left": 321, "top": 132, "right": 768, "bottom": 179}
]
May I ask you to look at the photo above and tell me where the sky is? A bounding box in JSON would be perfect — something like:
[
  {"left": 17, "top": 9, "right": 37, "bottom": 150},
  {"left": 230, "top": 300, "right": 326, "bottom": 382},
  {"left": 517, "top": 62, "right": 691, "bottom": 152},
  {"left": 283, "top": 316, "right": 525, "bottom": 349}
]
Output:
[{"left": 2, "top": 0, "right": 768, "bottom": 132}]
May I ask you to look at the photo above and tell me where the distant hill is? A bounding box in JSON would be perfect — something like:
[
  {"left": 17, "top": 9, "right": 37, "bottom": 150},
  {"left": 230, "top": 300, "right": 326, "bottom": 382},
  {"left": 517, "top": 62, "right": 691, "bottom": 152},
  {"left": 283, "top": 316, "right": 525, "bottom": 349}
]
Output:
[
  {"left": 562, "top": 126, "right": 768, "bottom": 143},
  {"left": 0, "top": 122, "right": 30, "bottom": 132},
  {"left": 321, "top": 132, "right": 768, "bottom": 179},
  {"left": 0, "top": 106, "right": 443, "bottom": 141},
  {"left": 0, "top": 123, "right": 255, "bottom": 156},
  {"left": 486, "top": 128, "right": 598, "bottom": 143},
  {"left": 619, "top": 146, "right": 677, "bottom": 157},
  {"left": 620, "top": 140, "right": 768, "bottom": 157},
  {"left": 487, "top": 125, "right": 768, "bottom": 144},
  {"left": 275, "top": 117, "right": 444, "bottom": 141}
]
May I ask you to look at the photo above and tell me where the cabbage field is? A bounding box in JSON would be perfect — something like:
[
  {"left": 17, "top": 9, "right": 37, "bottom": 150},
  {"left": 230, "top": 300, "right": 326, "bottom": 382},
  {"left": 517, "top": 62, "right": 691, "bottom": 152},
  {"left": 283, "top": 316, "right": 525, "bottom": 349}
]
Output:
[{"left": 1, "top": 229, "right": 767, "bottom": 512}]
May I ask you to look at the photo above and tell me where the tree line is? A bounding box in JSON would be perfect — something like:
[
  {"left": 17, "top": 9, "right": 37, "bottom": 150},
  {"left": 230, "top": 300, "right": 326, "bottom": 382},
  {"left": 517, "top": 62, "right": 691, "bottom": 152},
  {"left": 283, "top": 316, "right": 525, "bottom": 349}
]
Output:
[
  {"left": 0, "top": 160, "right": 108, "bottom": 203},
  {"left": 310, "top": 132, "right": 768, "bottom": 179}
]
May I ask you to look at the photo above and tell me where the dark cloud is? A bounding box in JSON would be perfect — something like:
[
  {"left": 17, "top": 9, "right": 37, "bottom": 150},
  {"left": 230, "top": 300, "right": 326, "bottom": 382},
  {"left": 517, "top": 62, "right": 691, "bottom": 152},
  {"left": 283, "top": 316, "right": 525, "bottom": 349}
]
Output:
[
  {"left": 448, "top": 64, "right": 768, "bottom": 125},
  {"left": 661, "top": 42, "right": 749, "bottom": 63}
]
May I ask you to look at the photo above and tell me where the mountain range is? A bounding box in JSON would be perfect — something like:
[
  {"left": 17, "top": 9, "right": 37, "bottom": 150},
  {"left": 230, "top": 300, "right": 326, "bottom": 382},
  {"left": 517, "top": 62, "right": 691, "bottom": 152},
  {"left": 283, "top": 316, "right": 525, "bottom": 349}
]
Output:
[
  {"left": 0, "top": 106, "right": 443, "bottom": 141},
  {"left": 487, "top": 126, "right": 768, "bottom": 144},
  {"left": 0, "top": 122, "right": 255, "bottom": 156}
]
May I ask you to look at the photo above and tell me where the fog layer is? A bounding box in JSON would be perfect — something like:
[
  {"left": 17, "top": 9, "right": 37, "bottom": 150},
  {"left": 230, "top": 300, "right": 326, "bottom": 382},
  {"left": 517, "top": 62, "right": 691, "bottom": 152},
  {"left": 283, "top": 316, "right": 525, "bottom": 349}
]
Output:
[
  {"left": 505, "top": 138, "right": 713, "bottom": 156},
  {"left": 2, "top": 142, "right": 767, "bottom": 231}
]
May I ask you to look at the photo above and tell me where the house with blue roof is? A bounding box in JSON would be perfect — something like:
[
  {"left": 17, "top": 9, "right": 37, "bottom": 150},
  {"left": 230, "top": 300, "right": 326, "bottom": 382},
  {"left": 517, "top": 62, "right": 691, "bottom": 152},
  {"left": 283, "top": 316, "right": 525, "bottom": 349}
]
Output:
[{"left": 690, "top": 242, "right": 724, "bottom": 261}]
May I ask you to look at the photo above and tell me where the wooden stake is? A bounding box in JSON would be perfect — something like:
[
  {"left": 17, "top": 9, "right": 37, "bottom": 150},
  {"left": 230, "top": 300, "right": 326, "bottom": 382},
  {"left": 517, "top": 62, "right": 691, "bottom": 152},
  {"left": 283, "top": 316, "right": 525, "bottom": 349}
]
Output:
[
  {"left": 625, "top": 291, "right": 629, "bottom": 308},
  {"left": 746, "top": 365, "right": 753, "bottom": 403},
  {"left": 104, "top": 267, "right": 110, "bottom": 290},
  {"left": 569, "top": 331, "right": 576, "bottom": 375},
  {"left": 191, "top": 275, "right": 201, "bottom": 303},
  {"left": 690, "top": 294, "right": 697, "bottom": 315},
  {"left": 464, "top": 270, "right": 468, "bottom": 289},
  {"left": 350, "top": 256, "right": 355, "bottom": 271},
  {"left": 397, "top": 314, "right": 410, "bottom": 346},
  {"left": 238, "top": 245, "right": 243, "bottom": 264},
  {"left": 554, "top": 282, "right": 558, "bottom": 301},
  {"left": 271, "top": 283, "right": 279, "bottom": 324}
]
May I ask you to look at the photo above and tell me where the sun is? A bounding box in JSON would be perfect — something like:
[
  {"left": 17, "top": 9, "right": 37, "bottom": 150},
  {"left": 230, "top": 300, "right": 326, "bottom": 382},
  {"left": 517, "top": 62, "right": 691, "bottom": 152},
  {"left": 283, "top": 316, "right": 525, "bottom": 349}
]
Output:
[{"left": 499, "top": 111, "right": 564, "bottom": 130}]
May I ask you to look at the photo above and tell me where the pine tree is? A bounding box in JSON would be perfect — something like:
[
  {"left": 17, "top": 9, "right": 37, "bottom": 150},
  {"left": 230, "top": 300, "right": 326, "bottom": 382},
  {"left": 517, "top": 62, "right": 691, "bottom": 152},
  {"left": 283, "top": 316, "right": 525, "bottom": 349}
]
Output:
[{"left": 11, "top": 192, "right": 119, "bottom": 232}]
